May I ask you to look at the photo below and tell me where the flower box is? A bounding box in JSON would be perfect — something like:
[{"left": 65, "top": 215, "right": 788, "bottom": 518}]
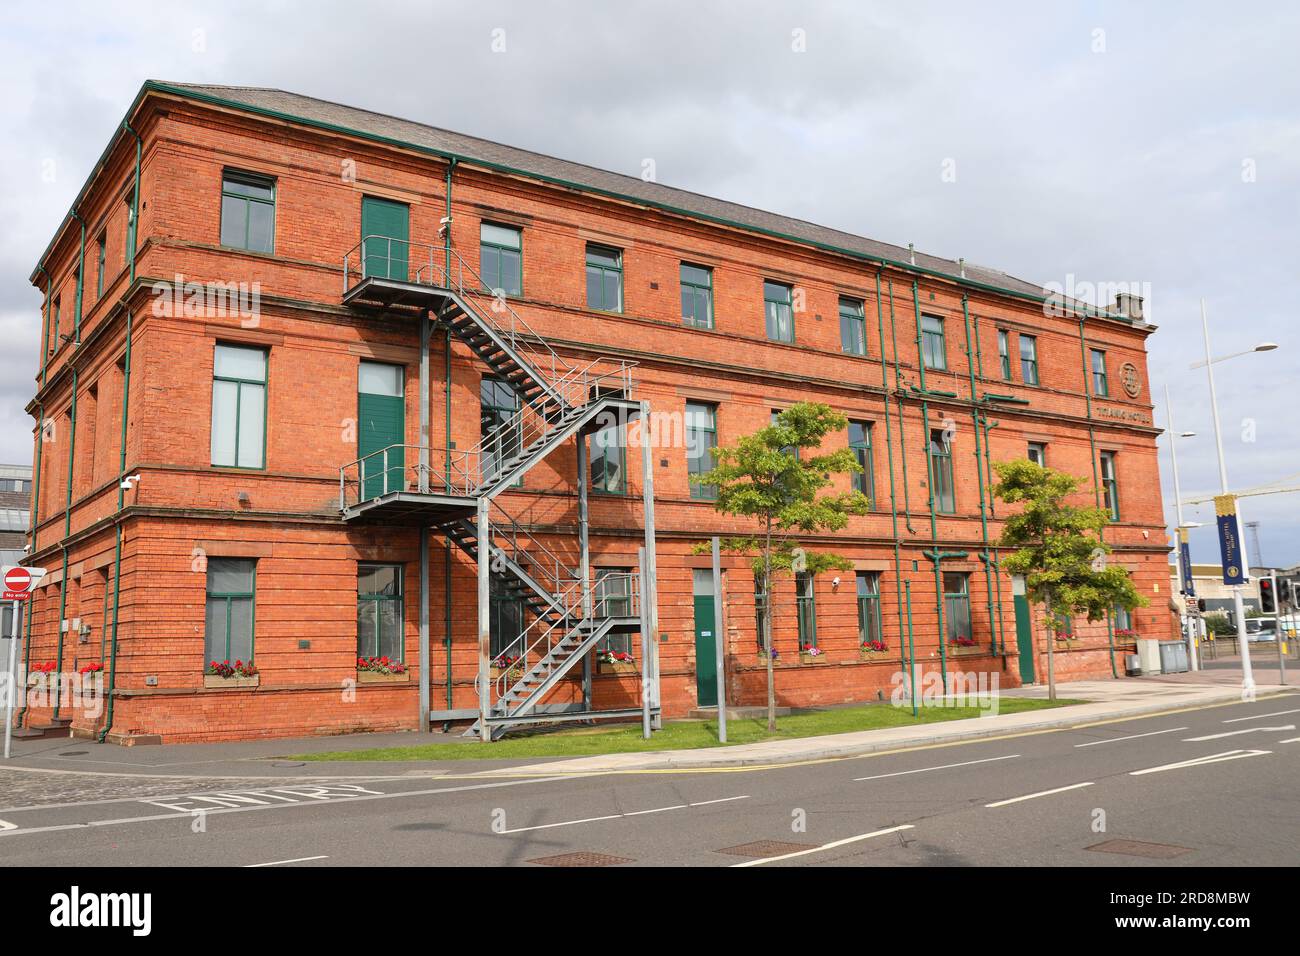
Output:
[
  {"left": 799, "top": 649, "right": 829, "bottom": 664},
  {"left": 204, "top": 674, "right": 259, "bottom": 689},
  {"left": 598, "top": 659, "right": 638, "bottom": 675},
  {"left": 859, "top": 647, "right": 892, "bottom": 661},
  {"left": 948, "top": 643, "right": 983, "bottom": 657},
  {"left": 357, "top": 669, "right": 409, "bottom": 684},
  {"left": 491, "top": 665, "right": 524, "bottom": 684}
]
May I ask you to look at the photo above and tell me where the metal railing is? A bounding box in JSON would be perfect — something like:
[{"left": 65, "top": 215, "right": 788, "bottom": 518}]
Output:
[
  {"left": 339, "top": 443, "right": 482, "bottom": 510},
  {"left": 490, "top": 501, "right": 581, "bottom": 602}
]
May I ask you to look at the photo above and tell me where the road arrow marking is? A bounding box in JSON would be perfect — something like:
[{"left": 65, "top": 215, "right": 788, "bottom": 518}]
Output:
[
  {"left": 1130, "top": 749, "right": 1272, "bottom": 776},
  {"left": 1184, "top": 724, "right": 1295, "bottom": 741}
]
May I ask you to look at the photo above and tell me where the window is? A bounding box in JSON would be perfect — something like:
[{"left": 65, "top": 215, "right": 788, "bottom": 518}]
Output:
[
  {"left": 1113, "top": 605, "right": 1132, "bottom": 631},
  {"left": 848, "top": 420, "right": 874, "bottom": 506},
  {"left": 839, "top": 297, "right": 866, "bottom": 356},
  {"left": 943, "top": 572, "right": 971, "bottom": 644},
  {"left": 95, "top": 233, "right": 107, "bottom": 298},
  {"left": 124, "top": 190, "right": 135, "bottom": 266},
  {"left": 357, "top": 564, "right": 403, "bottom": 661},
  {"left": 1054, "top": 610, "right": 1075, "bottom": 639},
  {"left": 589, "top": 419, "right": 625, "bottom": 494},
  {"left": 754, "top": 575, "right": 769, "bottom": 652},
  {"left": 1100, "top": 451, "right": 1119, "bottom": 520},
  {"left": 764, "top": 280, "right": 794, "bottom": 343},
  {"left": 772, "top": 410, "right": 798, "bottom": 460},
  {"left": 1027, "top": 442, "right": 1046, "bottom": 467},
  {"left": 50, "top": 296, "right": 60, "bottom": 351},
  {"left": 596, "top": 568, "right": 634, "bottom": 656},
  {"left": 685, "top": 401, "right": 718, "bottom": 499},
  {"left": 481, "top": 377, "right": 522, "bottom": 483},
  {"left": 489, "top": 579, "right": 525, "bottom": 659},
  {"left": 921, "top": 315, "right": 947, "bottom": 370},
  {"left": 680, "top": 263, "right": 713, "bottom": 329},
  {"left": 997, "top": 330, "right": 1012, "bottom": 380},
  {"left": 928, "top": 429, "right": 956, "bottom": 514},
  {"left": 204, "top": 558, "right": 255, "bottom": 664},
  {"left": 1091, "top": 348, "right": 1108, "bottom": 396},
  {"left": 585, "top": 244, "right": 623, "bottom": 312},
  {"left": 480, "top": 222, "right": 522, "bottom": 297},
  {"left": 219, "top": 171, "right": 275, "bottom": 253},
  {"left": 1019, "top": 334, "right": 1039, "bottom": 385},
  {"left": 856, "top": 572, "right": 882, "bottom": 647},
  {"left": 796, "top": 572, "right": 817, "bottom": 648},
  {"left": 210, "top": 344, "right": 267, "bottom": 468}
]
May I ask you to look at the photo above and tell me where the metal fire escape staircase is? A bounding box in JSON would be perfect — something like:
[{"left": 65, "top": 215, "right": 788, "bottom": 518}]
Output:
[{"left": 339, "top": 240, "right": 657, "bottom": 740}]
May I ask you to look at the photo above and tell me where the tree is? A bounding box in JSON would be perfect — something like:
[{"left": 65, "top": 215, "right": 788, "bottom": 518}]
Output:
[
  {"left": 691, "top": 402, "right": 870, "bottom": 730},
  {"left": 992, "top": 459, "right": 1146, "bottom": 700}
]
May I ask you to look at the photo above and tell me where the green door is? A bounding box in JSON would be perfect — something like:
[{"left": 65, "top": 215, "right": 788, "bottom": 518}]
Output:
[
  {"left": 693, "top": 569, "right": 718, "bottom": 707},
  {"left": 358, "top": 361, "right": 405, "bottom": 500},
  {"left": 1012, "top": 575, "right": 1036, "bottom": 684},
  {"left": 360, "top": 196, "right": 409, "bottom": 280}
]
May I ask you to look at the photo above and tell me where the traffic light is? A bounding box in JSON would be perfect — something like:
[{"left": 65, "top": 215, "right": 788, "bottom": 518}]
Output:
[
  {"left": 1281, "top": 578, "right": 1294, "bottom": 607},
  {"left": 1197, "top": 598, "right": 1207, "bottom": 613},
  {"left": 1260, "top": 578, "right": 1276, "bottom": 614}
]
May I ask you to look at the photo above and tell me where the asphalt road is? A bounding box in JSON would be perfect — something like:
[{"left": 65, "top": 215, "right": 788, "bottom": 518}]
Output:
[{"left": 0, "top": 693, "right": 1297, "bottom": 867}]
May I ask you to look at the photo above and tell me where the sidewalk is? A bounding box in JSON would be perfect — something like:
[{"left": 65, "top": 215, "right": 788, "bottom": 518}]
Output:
[{"left": 0, "top": 675, "right": 1291, "bottom": 780}]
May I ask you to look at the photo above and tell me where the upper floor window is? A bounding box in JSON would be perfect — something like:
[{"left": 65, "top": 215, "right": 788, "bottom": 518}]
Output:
[
  {"left": 95, "top": 232, "right": 107, "bottom": 299},
  {"left": 929, "top": 428, "right": 956, "bottom": 514},
  {"left": 1027, "top": 442, "right": 1047, "bottom": 467},
  {"left": 220, "top": 171, "right": 275, "bottom": 254},
  {"left": 921, "top": 314, "right": 946, "bottom": 370},
  {"left": 764, "top": 280, "right": 794, "bottom": 343},
  {"left": 848, "top": 420, "right": 874, "bottom": 506},
  {"left": 997, "top": 329, "right": 1012, "bottom": 380},
  {"left": 50, "top": 296, "right": 61, "bottom": 352},
  {"left": 681, "top": 263, "right": 714, "bottom": 329},
  {"left": 211, "top": 343, "right": 267, "bottom": 469},
  {"left": 1100, "top": 451, "right": 1120, "bottom": 520},
  {"left": 480, "top": 222, "right": 522, "bottom": 297},
  {"left": 585, "top": 244, "right": 623, "bottom": 312},
  {"left": 685, "top": 401, "right": 718, "bottom": 499},
  {"left": 589, "top": 420, "right": 626, "bottom": 494},
  {"left": 1019, "top": 334, "right": 1039, "bottom": 385},
  {"left": 839, "top": 297, "right": 866, "bottom": 356},
  {"left": 1090, "top": 348, "right": 1109, "bottom": 396}
]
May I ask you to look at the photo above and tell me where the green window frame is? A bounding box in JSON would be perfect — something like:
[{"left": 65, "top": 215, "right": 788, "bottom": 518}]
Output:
[
  {"left": 95, "top": 232, "right": 107, "bottom": 298},
  {"left": 481, "top": 376, "right": 522, "bottom": 484},
  {"left": 219, "top": 170, "right": 275, "bottom": 253},
  {"left": 1100, "top": 451, "right": 1120, "bottom": 520},
  {"left": 839, "top": 296, "right": 866, "bottom": 356},
  {"left": 686, "top": 401, "right": 718, "bottom": 499},
  {"left": 929, "top": 429, "right": 956, "bottom": 514},
  {"left": 796, "top": 572, "right": 817, "bottom": 648},
  {"left": 1113, "top": 605, "right": 1132, "bottom": 631},
  {"left": 210, "top": 343, "right": 268, "bottom": 469},
  {"left": 1027, "top": 442, "right": 1046, "bottom": 467},
  {"left": 849, "top": 420, "right": 874, "bottom": 507},
  {"left": 921, "top": 314, "right": 947, "bottom": 370},
  {"left": 51, "top": 296, "right": 60, "bottom": 352},
  {"left": 489, "top": 577, "right": 526, "bottom": 660},
  {"left": 1019, "top": 334, "right": 1039, "bottom": 385},
  {"left": 596, "top": 568, "right": 634, "bottom": 656},
  {"left": 754, "top": 575, "right": 769, "bottom": 652},
  {"left": 585, "top": 244, "right": 623, "bottom": 312},
  {"left": 480, "top": 222, "right": 522, "bottom": 297},
  {"left": 204, "top": 558, "right": 256, "bottom": 664},
  {"left": 856, "top": 572, "right": 883, "bottom": 647},
  {"left": 357, "top": 564, "right": 404, "bottom": 662},
  {"left": 997, "top": 329, "right": 1012, "bottom": 380},
  {"left": 589, "top": 419, "right": 626, "bottom": 494},
  {"left": 764, "top": 280, "right": 794, "bottom": 343},
  {"left": 124, "top": 189, "right": 136, "bottom": 267},
  {"left": 943, "top": 572, "right": 971, "bottom": 644},
  {"left": 1091, "top": 348, "right": 1108, "bottom": 396},
  {"left": 681, "top": 263, "right": 714, "bottom": 329}
]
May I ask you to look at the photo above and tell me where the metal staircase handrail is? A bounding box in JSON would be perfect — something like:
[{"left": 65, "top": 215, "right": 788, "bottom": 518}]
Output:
[
  {"left": 339, "top": 443, "right": 480, "bottom": 509},
  {"left": 490, "top": 502, "right": 580, "bottom": 598}
]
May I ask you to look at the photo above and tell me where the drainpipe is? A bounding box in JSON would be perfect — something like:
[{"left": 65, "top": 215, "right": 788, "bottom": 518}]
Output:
[
  {"left": 52, "top": 364, "right": 79, "bottom": 718},
  {"left": 961, "top": 296, "right": 999, "bottom": 663},
  {"left": 874, "top": 273, "right": 905, "bottom": 665},
  {"left": 98, "top": 308, "right": 134, "bottom": 742},
  {"left": 16, "top": 402, "right": 45, "bottom": 730},
  {"left": 904, "top": 581, "right": 917, "bottom": 716},
  {"left": 1076, "top": 311, "right": 1118, "bottom": 678},
  {"left": 911, "top": 281, "right": 947, "bottom": 693},
  {"left": 885, "top": 279, "right": 916, "bottom": 534},
  {"left": 442, "top": 159, "right": 457, "bottom": 729},
  {"left": 971, "top": 314, "right": 1006, "bottom": 658}
]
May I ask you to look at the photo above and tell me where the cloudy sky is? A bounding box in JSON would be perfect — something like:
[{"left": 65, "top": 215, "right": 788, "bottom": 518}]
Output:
[{"left": 2, "top": 1, "right": 1297, "bottom": 565}]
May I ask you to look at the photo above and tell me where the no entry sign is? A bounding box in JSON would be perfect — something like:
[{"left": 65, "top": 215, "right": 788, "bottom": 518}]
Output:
[{"left": 2, "top": 565, "right": 46, "bottom": 602}]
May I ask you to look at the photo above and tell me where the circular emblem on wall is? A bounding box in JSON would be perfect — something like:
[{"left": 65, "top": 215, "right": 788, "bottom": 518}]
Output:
[{"left": 1120, "top": 362, "right": 1141, "bottom": 398}]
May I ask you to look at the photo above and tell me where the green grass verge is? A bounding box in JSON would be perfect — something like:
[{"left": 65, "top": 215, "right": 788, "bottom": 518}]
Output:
[{"left": 288, "top": 696, "right": 1082, "bottom": 762}]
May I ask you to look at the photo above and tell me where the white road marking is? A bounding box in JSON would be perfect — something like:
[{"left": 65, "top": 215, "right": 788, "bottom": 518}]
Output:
[
  {"left": 1184, "top": 725, "right": 1295, "bottom": 742},
  {"left": 1279, "top": 737, "right": 1300, "bottom": 744},
  {"left": 985, "top": 782, "right": 1094, "bottom": 808},
  {"left": 853, "top": 754, "right": 1019, "bottom": 781},
  {"left": 1073, "top": 727, "right": 1188, "bottom": 748},
  {"left": 1223, "top": 708, "right": 1300, "bottom": 723},
  {"left": 501, "top": 795, "right": 749, "bottom": 834},
  {"left": 0, "top": 819, "right": 15, "bottom": 832},
  {"left": 245, "top": 855, "right": 329, "bottom": 868},
  {"left": 1130, "top": 749, "right": 1272, "bottom": 776},
  {"left": 730, "top": 824, "right": 914, "bottom": 867}
]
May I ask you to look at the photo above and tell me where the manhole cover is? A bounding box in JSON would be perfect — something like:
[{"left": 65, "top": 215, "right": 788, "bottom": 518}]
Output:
[
  {"left": 715, "top": 840, "right": 817, "bottom": 858},
  {"left": 58, "top": 751, "right": 89, "bottom": 757},
  {"left": 1086, "top": 839, "right": 1192, "bottom": 859},
  {"left": 527, "top": 852, "right": 634, "bottom": 867}
]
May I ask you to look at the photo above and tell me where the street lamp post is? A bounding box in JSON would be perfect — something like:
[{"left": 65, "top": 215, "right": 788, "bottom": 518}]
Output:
[{"left": 1164, "top": 384, "right": 1199, "bottom": 669}]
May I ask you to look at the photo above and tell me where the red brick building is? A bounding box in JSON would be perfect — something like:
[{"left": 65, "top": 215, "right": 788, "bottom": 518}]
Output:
[{"left": 18, "top": 81, "right": 1173, "bottom": 744}]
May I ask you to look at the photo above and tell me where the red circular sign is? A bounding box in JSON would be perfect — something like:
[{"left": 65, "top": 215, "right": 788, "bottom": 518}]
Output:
[{"left": 4, "top": 567, "right": 32, "bottom": 593}]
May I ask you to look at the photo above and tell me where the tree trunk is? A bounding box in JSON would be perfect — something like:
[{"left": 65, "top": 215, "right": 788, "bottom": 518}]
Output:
[
  {"left": 764, "top": 518, "right": 776, "bottom": 733},
  {"left": 1044, "top": 587, "right": 1057, "bottom": 702}
]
